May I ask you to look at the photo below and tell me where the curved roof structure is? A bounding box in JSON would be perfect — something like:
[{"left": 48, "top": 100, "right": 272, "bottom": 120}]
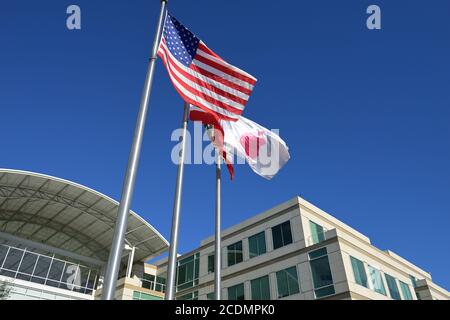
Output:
[{"left": 0, "top": 169, "right": 169, "bottom": 264}]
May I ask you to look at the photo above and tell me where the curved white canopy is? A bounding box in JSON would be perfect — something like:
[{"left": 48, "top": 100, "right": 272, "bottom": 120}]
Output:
[{"left": 0, "top": 169, "right": 169, "bottom": 264}]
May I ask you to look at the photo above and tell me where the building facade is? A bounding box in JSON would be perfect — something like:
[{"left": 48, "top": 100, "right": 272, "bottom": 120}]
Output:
[
  {"left": 0, "top": 169, "right": 169, "bottom": 301},
  {"left": 153, "top": 197, "right": 449, "bottom": 301},
  {"left": 1, "top": 169, "right": 447, "bottom": 301}
]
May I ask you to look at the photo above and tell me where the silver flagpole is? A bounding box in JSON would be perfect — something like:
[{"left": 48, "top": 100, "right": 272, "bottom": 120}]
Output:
[
  {"left": 101, "top": 0, "right": 168, "bottom": 300},
  {"left": 214, "top": 150, "right": 222, "bottom": 300},
  {"left": 165, "top": 102, "right": 190, "bottom": 300}
]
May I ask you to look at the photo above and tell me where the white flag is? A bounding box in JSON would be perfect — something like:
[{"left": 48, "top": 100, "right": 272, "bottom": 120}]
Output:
[{"left": 220, "top": 116, "right": 290, "bottom": 180}]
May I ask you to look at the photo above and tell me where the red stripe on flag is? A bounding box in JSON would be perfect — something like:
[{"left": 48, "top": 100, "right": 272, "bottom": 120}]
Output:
[
  {"left": 161, "top": 38, "right": 253, "bottom": 96},
  {"left": 160, "top": 46, "right": 244, "bottom": 115},
  {"left": 189, "top": 63, "right": 253, "bottom": 96},
  {"left": 198, "top": 42, "right": 224, "bottom": 62},
  {"left": 194, "top": 54, "right": 257, "bottom": 86},
  {"left": 159, "top": 57, "right": 238, "bottom": 121},
  {"left": 161, "top": 48, "right": 248, "bottom": 106}
]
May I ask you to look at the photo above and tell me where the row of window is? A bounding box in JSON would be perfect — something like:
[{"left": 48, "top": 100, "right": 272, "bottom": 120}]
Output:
[
  {"left": 141, "top": 273, "right": 167, "bottom": 293},
  {"left": 167, "top": 219, "right": 328, "bottom": 296},
  {"left": 132, "top": 291, "right": 163, "bottom": 300},
  {"left": 350, "top": 256, "right": 414, "bottom": 300},
  {"left": 208, "top": 220, "right": 294, "bottom": 273},
  {"left": 0, "top": 243, "right": 98, "bottom": 295},
  {"left": 205, "top": 247, "right": 334, "bottom": 300},
  {"left": 208, "top": 267, "right": 298, "bottom": 301}
]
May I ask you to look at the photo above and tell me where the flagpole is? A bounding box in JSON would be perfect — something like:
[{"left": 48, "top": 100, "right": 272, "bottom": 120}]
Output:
[
  {"left": 101, "top": 0, "right": 168, "bottom": 300},
  {"left": 214, "top": 150, "right": 222, "bottom": 300},
  {"left": 165, "top": 102, "right": 190, "bottom": 300}
]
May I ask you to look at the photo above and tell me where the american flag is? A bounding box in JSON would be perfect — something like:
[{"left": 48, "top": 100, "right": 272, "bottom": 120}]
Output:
[{"left": 157, "top": 13, "right": 257, "bottom": 121}]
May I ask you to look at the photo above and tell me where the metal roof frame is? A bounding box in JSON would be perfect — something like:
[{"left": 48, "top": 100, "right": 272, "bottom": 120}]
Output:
[{"left": 0, "top": 169, "right": 169, "bottom": 264}]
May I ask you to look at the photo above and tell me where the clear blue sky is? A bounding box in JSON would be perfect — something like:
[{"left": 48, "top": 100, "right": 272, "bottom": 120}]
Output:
[{"left": 1, "top": 1, "right": 449, "bottom": 289}]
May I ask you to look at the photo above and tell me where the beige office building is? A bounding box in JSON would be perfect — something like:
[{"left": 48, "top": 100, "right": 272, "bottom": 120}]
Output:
[
  {"left": 149, "top": 197, "right": 448, "bottom": 301},
  {"left": 1, "top": 170, "right": 447, "bottom": 301}
]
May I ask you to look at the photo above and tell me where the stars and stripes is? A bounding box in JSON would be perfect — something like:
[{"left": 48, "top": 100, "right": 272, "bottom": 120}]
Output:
[{"left": 157, "top": 13, "right": 257, "bottom": 121}]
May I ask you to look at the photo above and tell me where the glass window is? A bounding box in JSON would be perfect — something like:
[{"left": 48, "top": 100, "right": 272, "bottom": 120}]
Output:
[
  {"left": 18, "top": 252, "right": 38, "bottom": 275},
  {"left": 33, "top": 255, "right": 52, "bottom": 278},
  {"left": 60, "top": 263, "right": 79, "bottom": 290},
  {"left": 228, "top": 283, "right": 245, "bottom": 300},
  {"left": 177, "top": 253, "right": 199, "bottom": 291},
  {"left": 409, "top": 275, "right": 418, "bottom": 288},
  {"left": 350, "top": 256, "right": 368, "bottom": 288},
  {"left": 2, "top": 247, "right": 24, "bottom": 272},
  {"left": 368, "top": 265, "right": 386, "bottom": 295},
  {"left": 133, "top": 291, "right": 163, "bottom": 300},
  {"left": 272, "top": 221, "right": 293, "bottom": 250},
  {"left": 399, "top": 281, "right": 413, "bottom": 300},
  {"left": 276, "top": 266, "right": 300, "bottom": 298},
  {"left": 143, "top": 273, "right": 155, "bottom": 281},
  {"left": 87, "top": 269, "right": 98, "bottom": 290},
  {"left": 47, "top": 259, "right": 65, "bottom": 282},
  {"left": 206, "top": 292, "right": 215, "bottom": 300},
  {"left": 309, "top": 247, "right": 335, "bottom": 298},
  {"left": 142, "top": 273, "right": 155, "bottom": 290},
  {"left": 207, "top": 255, "right": 214, "bottom": 274},
  {"left": 251, "top": 275, "right": 271, "bottom": 300},
  {"left": 178, "top": 291, "right": 198, "bottom": 300},
  {"left": 78, "top": 266, "right": 90, "bottom": 291},
  {"left": 155, "top": 275, "right": 166, "bottom": 293},
  {"left": 0, "top": 245, "right": 9, "bottom": 267},
  {"left": 227, "top": 241, "right": 243, "bottom": 267},
  {"left": 248, "top": 231, "right": 266, "bottom": 258},
  {"left": 385, "top": 274, "right": 401, "bottom": 300},
  {"left": 309, "top": 221, "right": 326, "bottom": 245}
]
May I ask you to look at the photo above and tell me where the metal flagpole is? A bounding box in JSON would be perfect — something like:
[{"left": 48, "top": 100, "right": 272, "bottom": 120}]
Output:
[
  {"left": 101, "top": 0, "right": 168, "bottom": 300},
  {"left": 214, "top": 150, "right": 222, "bottom": 300},
  {"left": 165, "top": 102, "right": 190, "bottom": 300}
]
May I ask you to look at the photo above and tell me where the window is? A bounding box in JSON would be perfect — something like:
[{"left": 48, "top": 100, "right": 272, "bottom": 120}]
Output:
[
  {"left": 207, "top": 255, "right": 214, "bottom": 274},
  {"left": 309, "top": 221, "right": 326, "bottom": 245},
  {"left": 251, "top": 275, "right": 271, "bottom": 300},
  {"left": 276, "top": 266, "right": 300, "bottom": 298},
  {"left": 18, "top": 252, "right": 38, "bottom": 275},
  {"left": 207, "top": 292, "right": 215, "bottom": 300},
  {"left": 385, "top": 274, "right": 401, "bottom": 300},
  {"left": 409, "top": 275, "right": 418, "bottom": 288},
  {"left": 368, "top": 265, "right": 386, "bottom": 295},
  {"left": 178, "top": 291, "right": 198, "bottom": 300},
  {"left": 228, "top": 283, "right": 245, "bottom": 300},
  {"left": 308, "top": 247, "right": 335, "bottom": 298},
  {"left": 248, "top": 231, "right": 267, "bottom": 258},
  {"left": 133, "top": 291, "right": 163, "bottom": 300},
  {"left": 177, "top": 253, "right": 199, "bottom": 291},
  {"left": 399, "top": 281, "right": 413, "bottom": 300},
  {"left": 0, "top": 245, "right": 8, "bottom": 267},
  {"left": 350, "top": 256, "right": 368, "bottom": 288},
  {"left": 0, "top": 243, "right": 99, "bottom": 294},
  {"left": 47, "top": 259, "right": 65, "bottom": 282},
  {"left": 155, "top": 276, "right": 166, "bottom": 293},
  {"left": 227, "top": 241, "right": 243, "bottom": 267},
  {"left": 272, "top": 221, "right": 293, "bottom": 250},
  {"left": 142, "top": 273, "right": 155, "bottom": 290},
  {"left": 2, "top": 247, "right": 23, "bottom": 272}
]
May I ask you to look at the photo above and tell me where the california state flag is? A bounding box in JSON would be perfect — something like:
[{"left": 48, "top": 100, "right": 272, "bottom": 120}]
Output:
[{"left": 190, "top": 106, "right": 290, "bottom": 180}]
